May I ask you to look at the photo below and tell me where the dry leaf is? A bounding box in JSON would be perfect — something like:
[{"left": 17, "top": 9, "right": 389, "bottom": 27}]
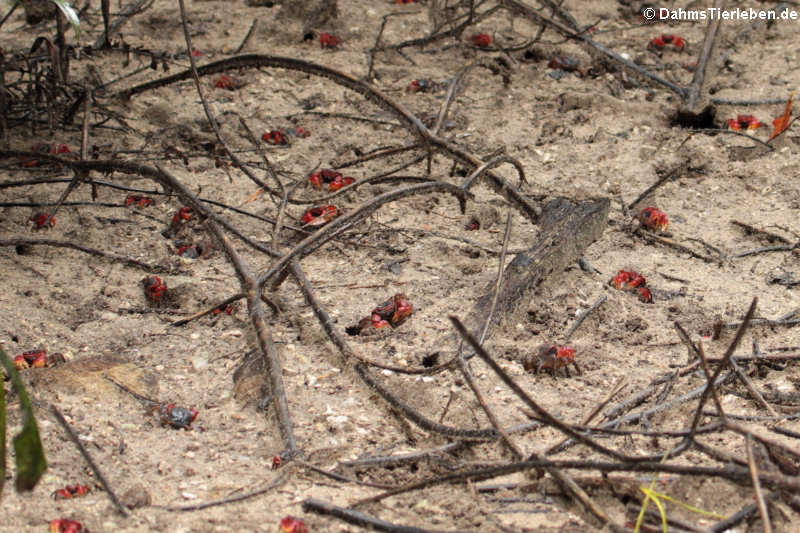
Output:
[
  {"left": 768, "top": 91, "right": 795, "bottom": 141},
  {"left": 244, "top": 188, "right": 264, "bottom": 204}
]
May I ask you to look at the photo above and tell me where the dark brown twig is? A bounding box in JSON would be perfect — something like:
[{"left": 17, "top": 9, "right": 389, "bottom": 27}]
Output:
[
  {"left": 255, "top": 181, "right": 469, "bottom": 289},
  {"left": 450, "top": 316, "right": 669, "bottom": 463},
  {"left": 234, "top": 20, "right": 258, "bottom": 54},
  {"left": 685, "top": 0, "right": 722, "bottom": 112},
  {"left": 303, "top": 498, "right": 469, "bottom": 533},
  {"left": 563, "top": 295, "right": 607, "bottom": 342},
  {"left": 686, "top": 298, "right": 757, "bottom": 440},
  {"left": 166, "top": 469, "right": 289, "bottom": 512},
  {"left": 203, "top": 219, "right": 298, "bottom": 455},
  {"left": 50, "top": 406, "right": 129, "bottom": 517},
  {"left": 0, "top": 239, "right": 172, "bottom": 273},
  {"left": 745, "top": 434, "right": 773, "bottom": 533}
]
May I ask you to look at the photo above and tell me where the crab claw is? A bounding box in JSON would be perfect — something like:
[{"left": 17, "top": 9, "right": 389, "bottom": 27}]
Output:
[{"left": 390, "top": 294, "right": 413, "bottom": 326}]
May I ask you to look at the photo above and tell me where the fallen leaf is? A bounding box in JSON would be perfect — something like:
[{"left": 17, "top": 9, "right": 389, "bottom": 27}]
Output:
[
  {"left": 244, "top": 188, "right": 264, "bottom": 204},
  {"left": 768, "top": 91, "right": 795, "bottom": 141}
]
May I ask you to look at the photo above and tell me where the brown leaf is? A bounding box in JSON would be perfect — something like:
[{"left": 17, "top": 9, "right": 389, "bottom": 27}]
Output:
[{"left": 768, "top": 91, "right": 794, "bottom": 141}]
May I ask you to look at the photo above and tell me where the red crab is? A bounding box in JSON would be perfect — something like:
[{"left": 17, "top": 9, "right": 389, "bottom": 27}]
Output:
[
  {"left": 124, "top": 195, "right": 153, "bottom": 208},
  {"left": 319, "top": 32, "right": 340, "bottom": 48},
  {"left": 52, "top": 484, "right": 90, "bottom": 500},
  {"left": 213, "top": 75, "right": 234, "bottom": 90},
  {"left": 637, "top": 206, "right": 669, "bottom": 232},
  {"left": 176, "top": 244, "right": 200, "bottom": 259},
  {"left": 529, "top": 345, "right": 581, "bottom": 377},
  {"left": 280, "top": 516, "right": 309, "bottom": 533},
  {"left": 610, "top": 269, "right": 647, "bottom": 290},
  {"left": 49, "top": 519, "right": 84, "bottom": 533},
  {"left": 471, "top": 33, "right": 492, "bottom": 47},
  {"left": 308, "top": 169, "right": 355, "bottom": 191},
  {"left": 610, "top": 269, "right": 654, "bottom": 303},
  {"left": 30, "top": 212, "right": 56, "bottom": 229},
  {"left": 20, "top": 143, "right": 71, "bottom": 167},
  {"left": 726, "top": 114, "right": 762, "bottom": 131},
  {"left": 172, "top": 206, "right": 193, "bottom": 224},
  {"left": 291, "top": 126, "right": 310, "bottom": 138},
  {"left": 650, "top": 34, "right": 685, "bottom": 51},
  {"left": 142, "top": 276, "right": 167, "bottom": 304},
  {"left": 159, "top": 403, "right": 199, "bottom": 430},
  {"left": 371, "top": 293, "right": 413, "bottom": 328},
  {"left": 548, "top": 55, "right": 580, "bottom": 72},
  {"left": 262, "top": 130, "right": 288, "bottom": 145},
  {"left": 272, "top": 455, "right": 282, "bottom": 470},
  {"left": 212, "top": 303, "right": 235, "bottom": 315},
  {"left": 13, "top": 349, "right": 48, "bottom": 370},
  {"left": 407, "top": 79, "right": 431, "bottom": 93},
  {"left": 300, "top": 205, "right": 339, "bottom": 227}
]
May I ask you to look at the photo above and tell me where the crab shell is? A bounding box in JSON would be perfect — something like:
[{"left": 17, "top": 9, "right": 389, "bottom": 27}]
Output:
[
  {"left": 638, "top": 207, "right": 669, "bottom": 232},
  {"left": 280, "top": 516, "right": 309, "bottom": 533}
]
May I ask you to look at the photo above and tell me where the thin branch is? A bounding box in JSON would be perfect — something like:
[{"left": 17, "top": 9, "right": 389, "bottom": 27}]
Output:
[
  {"left": 745, "top": 435, "right": 772, "bottom": 533},
  {"left": 0, "top": 238, "right": 172, "bottom": 273},
  {"left": 50, "top": 406, "right": 129, "bottom": 517}
]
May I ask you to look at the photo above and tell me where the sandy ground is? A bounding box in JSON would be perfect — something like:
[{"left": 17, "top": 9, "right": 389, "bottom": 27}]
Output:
[{"left": 1, "top": 0, "right": 800, "bottom": 531}]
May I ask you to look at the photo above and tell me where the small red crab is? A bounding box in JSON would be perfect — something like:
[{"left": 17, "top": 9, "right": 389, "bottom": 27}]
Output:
[
  {"left": 309, "top": 169, "right": 355, "bottom": 191},
  {"left": 528, "top": 345, "right": 581, "bottom": 377},
  {"left": 52, "top": 484, "right": 90, "bottom": 500},
  {"left": 300, "top": 205, "right": 339, "bottom": 227},
  {"left": 29, "top": 212, "right": 56, "bottom": 230},
  {"left": 20, "top": 143, "right": 71, "bottom": 167},
  {"left": 319, "top": 32, "right": 341, "bottom": 48},
  {"left": 13, "top": 349, "right": 48, "bottom": 370},
  {"left": 548, "top": 55, "right": 580, "bottom": 72},
  {"left": 650, "top": 34, "right": 685, "bottom": 51},
  {"left": 172, "top": 206, "right": 193, "bottom": 224},
  {"left": 176, "top": 243, "right": 201, "bottom": 259},
  {"left": 124, "top": 195, "right": 153, "bottom": 208},
  {"left": 348, "top": 294, "right": 414, "bottom": 335},
  {"left": 158, "top": 403, "right": 199, "bottom": 430},
  {"left": 610, "top": 269, "right": 646, "bottom": 290},
  {"left": 726, "top": 114, "right": 762, "bottom": 131},
  {"left": 407, "top": 79, "right": 431, "bottom": 93},
  {"left": 142, "top": 276, "right": 167, "bottom": 304},
  {"left": 212, "top": 303, "right": 235, "bottom": 315},
  {"left": 290, "top": 126, "right": 310, "bottom": 138},
  {"left": 280, "top": 516, "right": 309, "bottom": 533},
  {"left": 371, "top": 293, "right": 413, "bottom": 328},
  {"left": 262, "top": 130, "right": 288, "bottom": 145},
  {"left": 49, "top": 519, "right": 84, "bottom": 533},
  {"left": 213, "top": 75, "right": 235, "bottom": 90},
  {"left": 637, "top": 206, "right": 669, "bottom": 232},
  {"left": 610, "top": 269, "right": 654, "bottom": 303},
  {"left": 471, "top": 33, "right": 492, "bottom": 47}
]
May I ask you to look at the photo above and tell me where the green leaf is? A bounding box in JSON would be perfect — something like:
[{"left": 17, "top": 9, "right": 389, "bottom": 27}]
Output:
[{"left": 0, "top": 347, "right": 46, "bottom": 493}]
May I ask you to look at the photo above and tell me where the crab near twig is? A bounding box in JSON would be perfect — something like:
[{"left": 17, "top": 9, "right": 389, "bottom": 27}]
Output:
[
  {"left": 525, "top": 344, "right": 581, "bottom": 377},
  {"left": 347, "top": 293, "right": 413, "bottom": 335},
  {"left": 103, "top": 374, "right": 199, "bottom": 430}
]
